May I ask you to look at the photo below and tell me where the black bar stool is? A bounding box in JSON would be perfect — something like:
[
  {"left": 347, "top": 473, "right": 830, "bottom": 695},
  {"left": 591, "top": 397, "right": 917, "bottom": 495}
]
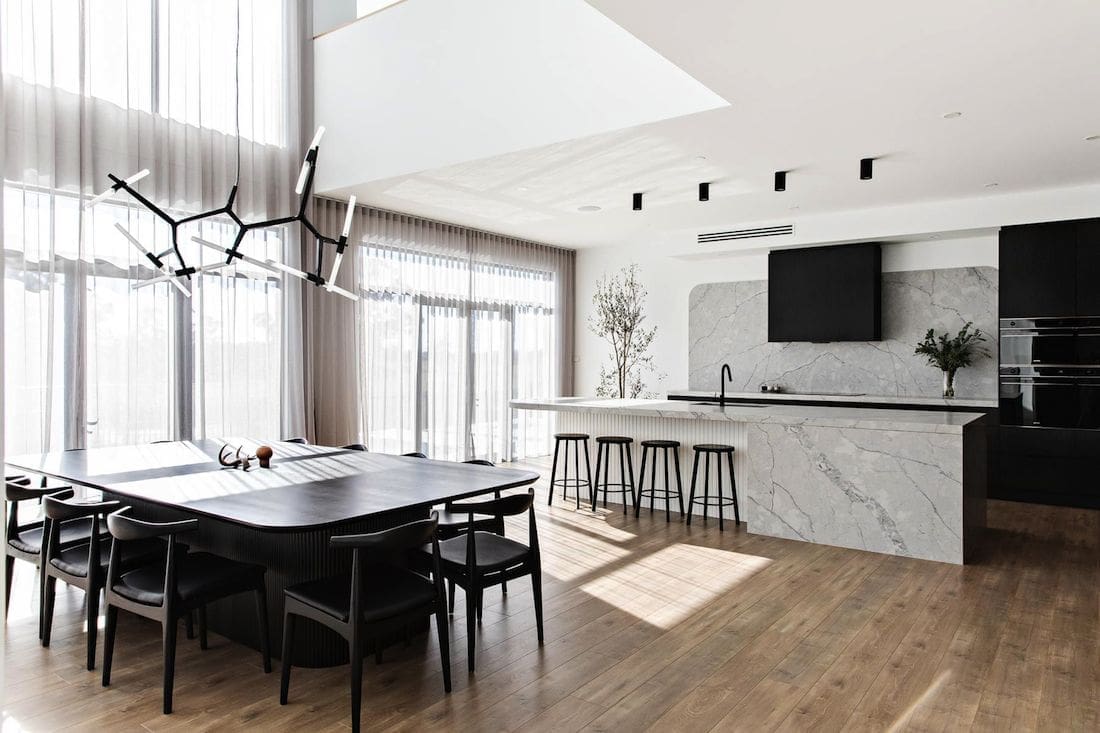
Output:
[
  {"left": 686, "top": 444, "right": 740, "bottom": 531},
  {"left": 547, "top": 433, "right": 593, "bottom": 509},
  {"left": 635, "top": 440, "right": 684, "bottom": 522},
  {"left": 592, "top": 436, "right": 636, "bottom": 514}
]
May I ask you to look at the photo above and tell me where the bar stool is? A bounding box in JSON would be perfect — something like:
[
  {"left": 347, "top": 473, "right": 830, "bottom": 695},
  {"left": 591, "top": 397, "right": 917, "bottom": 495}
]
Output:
[
  {"left": 635, "top": 440, "right": 684, "bottom": 522},
  {"left": 548, "top": 433, "right": 593, "bottom": 509},
  {"left": 592, "top": 436, "right": 636, "bottom": 514},
  {"left": 686, "top": 444, "right": 740, "bottom": 531}
]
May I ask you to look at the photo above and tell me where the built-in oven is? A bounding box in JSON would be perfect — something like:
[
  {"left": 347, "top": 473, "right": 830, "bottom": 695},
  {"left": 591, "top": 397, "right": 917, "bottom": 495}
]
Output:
[
  {"left": 1000, "top": 317, "right": 1100, "bottom": 429},
  {"left": 1000, "top": 317, "right": 1100, "bottom": 367},
  {"left": 1000, "top": 366, "right": 1100, "bottom": 428}
]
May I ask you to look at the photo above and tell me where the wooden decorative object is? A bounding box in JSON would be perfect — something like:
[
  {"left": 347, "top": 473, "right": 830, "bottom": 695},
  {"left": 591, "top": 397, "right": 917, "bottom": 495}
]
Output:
[{"left": 256, "top": 445, "right": 274, "bottom": 469}]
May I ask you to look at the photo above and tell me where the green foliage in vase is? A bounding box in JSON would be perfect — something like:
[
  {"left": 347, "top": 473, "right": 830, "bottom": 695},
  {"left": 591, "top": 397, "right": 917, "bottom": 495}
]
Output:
[
  {"left": 914, "top": 322, "right": 990, "bottom": 373},
  {"left": 589, "top": 264, "right": 660, "bottom": 398}
]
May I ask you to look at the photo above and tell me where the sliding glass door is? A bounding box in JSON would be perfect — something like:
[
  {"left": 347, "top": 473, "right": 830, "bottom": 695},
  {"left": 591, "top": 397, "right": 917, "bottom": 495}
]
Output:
[{"left": 363, "top": 244, "right": 558, "bottom": 462}]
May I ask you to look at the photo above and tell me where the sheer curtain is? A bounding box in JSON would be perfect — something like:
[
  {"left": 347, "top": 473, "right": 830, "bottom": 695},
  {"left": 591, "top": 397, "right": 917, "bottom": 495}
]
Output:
[
  {"left": 307, "top": 201, "right": 574, "bottom": 462},
  {"left": 1, "top": 0, "right": 308, "bottom": 453}
]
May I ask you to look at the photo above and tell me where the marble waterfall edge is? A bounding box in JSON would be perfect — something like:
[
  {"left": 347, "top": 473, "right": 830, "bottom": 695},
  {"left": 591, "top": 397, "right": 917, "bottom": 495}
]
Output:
[
  {"left": 745, "top": 419, "right": 986, "bottom": 564},
  {"left": 688, "top": 266, "right": 998, "bottom": 399}
]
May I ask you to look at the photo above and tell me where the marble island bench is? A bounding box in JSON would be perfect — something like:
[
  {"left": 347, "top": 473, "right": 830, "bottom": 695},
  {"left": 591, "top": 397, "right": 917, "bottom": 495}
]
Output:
[{"left": 511, "top": 397, "right": 988, "bottom": 564}]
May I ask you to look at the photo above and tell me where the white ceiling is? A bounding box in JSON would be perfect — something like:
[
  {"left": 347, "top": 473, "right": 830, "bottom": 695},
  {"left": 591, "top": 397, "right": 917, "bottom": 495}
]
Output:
[{"left": 319, "top": 0, "right": 1100, "bottom": 249}]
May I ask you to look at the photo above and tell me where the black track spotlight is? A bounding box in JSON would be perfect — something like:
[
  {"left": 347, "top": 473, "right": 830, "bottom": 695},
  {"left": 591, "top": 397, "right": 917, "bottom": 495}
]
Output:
[
  {"left": 860, "top": 158, "right": 874, "bottom": 180},
  {"left": 632, "top": 192, "right": 643, "bottom": 211},
  {"left": 698, "top": 182, "right": 710, "bottom": 202},
  {"left": 774, "top": 171, "right": 787, "bottom": 192}
]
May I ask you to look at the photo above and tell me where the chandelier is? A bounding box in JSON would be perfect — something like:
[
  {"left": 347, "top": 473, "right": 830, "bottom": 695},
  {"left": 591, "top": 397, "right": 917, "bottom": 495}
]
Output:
[{"left": 85, "top": 125, "right": 358, "bottom": 302}]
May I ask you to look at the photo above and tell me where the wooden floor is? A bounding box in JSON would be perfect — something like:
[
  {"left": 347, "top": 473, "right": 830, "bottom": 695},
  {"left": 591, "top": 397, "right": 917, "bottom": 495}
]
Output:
[{"left": 2, "top": 458, "right": 1098, "bottom": 732}]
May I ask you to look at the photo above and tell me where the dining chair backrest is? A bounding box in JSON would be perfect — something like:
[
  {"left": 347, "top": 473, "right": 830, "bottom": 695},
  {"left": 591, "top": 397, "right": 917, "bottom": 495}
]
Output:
[
  {"left": 284, "top": 437, "right": 309, "bottom": 445},
  {"left": 403, "top": 452, "right": 427, "bottom": 459},
  {"left": 463, "top": 459, "right": 495, "bottom": 467},
  {"left": 43, "top": 494, "right": 120, "bottom": 578},
  {"left": 6, "top": 483, "right": 73, "bottom": 538},
  {"left": 105, "top": 508, "right": 198, "bottom": 609},
  {"left": 449, "top": 488, "right": 538, "bottom": 566},
  {"left": 342, "top": 444, "right": 368, "bottom": 452},
  {"left": 330, "top": 514, "right": 442, "bottom": 623}
]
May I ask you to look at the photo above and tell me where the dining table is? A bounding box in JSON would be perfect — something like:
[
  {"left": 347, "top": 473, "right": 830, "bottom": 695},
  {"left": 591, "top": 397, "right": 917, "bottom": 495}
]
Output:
[{"left": 6, "top": 439, "right": 540, "bottom": 666}]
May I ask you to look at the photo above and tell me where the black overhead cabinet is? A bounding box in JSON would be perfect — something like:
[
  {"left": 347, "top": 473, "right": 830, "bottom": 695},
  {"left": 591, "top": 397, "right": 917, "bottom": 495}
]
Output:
[{"left": 997, "top": 217, "right": 1100, "bottom": 509}]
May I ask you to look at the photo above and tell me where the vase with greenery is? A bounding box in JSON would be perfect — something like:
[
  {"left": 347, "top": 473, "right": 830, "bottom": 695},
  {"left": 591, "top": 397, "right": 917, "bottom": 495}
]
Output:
[
  {"left": 914, "top": 322, "right": 990, "bottom": 398},
  {"left": 589, "top": 264, "right": 659, "bottom": 398}
]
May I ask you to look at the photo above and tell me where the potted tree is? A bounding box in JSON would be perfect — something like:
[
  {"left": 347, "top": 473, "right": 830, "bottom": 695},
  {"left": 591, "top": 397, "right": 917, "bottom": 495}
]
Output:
[
  {"left": 589, "top": 264, "right": 659, "bottom": 398},
  {"left": 914, "top": 322, "right": 990, "bottom": 398}
]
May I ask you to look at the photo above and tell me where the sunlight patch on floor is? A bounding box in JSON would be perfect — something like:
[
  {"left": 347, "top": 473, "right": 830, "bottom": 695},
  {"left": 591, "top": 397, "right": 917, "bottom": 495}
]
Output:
[
  {"left": 887, "top": 670, "right": 952, "bottom": 732},
  {"left": 538, "top": 519, "right": 632, "bottom": 581},
  {"left": 579, "top": 543, "right": 772, "bottom": 628}
]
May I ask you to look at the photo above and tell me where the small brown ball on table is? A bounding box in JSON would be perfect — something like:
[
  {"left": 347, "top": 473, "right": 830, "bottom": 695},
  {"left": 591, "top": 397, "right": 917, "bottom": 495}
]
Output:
[{"left": 255, "top": 445, "right": 274, "bottom": 468}]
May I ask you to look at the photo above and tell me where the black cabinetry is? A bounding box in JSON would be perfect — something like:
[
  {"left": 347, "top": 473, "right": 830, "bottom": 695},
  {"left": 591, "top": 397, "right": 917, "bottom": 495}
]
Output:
[
  {"left": 996, "top": 217, "right": 1100, "bottom": 509},
  {"left": 999, "top": 222, "right": 1077, "bottom": 317}
]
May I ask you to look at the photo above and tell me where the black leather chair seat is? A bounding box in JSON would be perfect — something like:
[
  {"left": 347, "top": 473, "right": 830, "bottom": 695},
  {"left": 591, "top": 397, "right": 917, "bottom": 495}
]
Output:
[
  {"left": 50, "top": 537, "right": 166, "bottom": 578},
  {"left": 284, "top": 566, "right": 436, "bottom": 623},
  {"left": 8, "top": 516, "right": 108, "bottom": 555},
  {"left": 438, "top": 531, "right": 529, "bottom": 572},
  {"left": 436, "top": 507, "right": 498, "bottom": 529},
  {"left": 112, "top": 552, "right": 265, "bottom": 607}
]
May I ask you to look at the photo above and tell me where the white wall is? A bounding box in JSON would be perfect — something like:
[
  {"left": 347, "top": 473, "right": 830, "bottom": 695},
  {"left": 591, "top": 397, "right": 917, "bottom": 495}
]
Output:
[{"left": 574, "top": 233, "right": 998, "bottom": 396}]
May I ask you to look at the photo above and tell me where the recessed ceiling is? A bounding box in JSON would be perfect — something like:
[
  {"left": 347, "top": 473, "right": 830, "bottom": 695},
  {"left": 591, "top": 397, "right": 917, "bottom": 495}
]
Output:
[{"left": 320, "top": 0, "right": 1100, "bottom": 248}]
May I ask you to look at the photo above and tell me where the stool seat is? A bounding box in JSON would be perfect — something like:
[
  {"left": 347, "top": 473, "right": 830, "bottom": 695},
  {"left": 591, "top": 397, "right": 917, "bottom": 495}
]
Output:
[
  {"left": 554, "top": 432, "right": 589, "bottom": 440},
  {"left": 641, "top": 439, "right": 680, "bottom": 448},
  {"left": 694, "top": 443, "right": 735, "bottom": 453},
  {"left": 596, "top": 435, "right": 633, "bottom": 445}
]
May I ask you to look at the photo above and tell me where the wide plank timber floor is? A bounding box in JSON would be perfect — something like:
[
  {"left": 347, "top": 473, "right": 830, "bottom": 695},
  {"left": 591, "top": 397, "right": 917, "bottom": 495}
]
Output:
[{"left": 2, "top": 457, "right": 1098, "bottom": 732}]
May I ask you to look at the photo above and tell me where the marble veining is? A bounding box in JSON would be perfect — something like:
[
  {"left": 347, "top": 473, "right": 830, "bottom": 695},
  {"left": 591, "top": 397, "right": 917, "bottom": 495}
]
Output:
[
  {"left": 745, "top": 422, "right": 966, "bottom": 563},
  {"left": 688, "top": 266, "right": 998, "bottom": 399}
]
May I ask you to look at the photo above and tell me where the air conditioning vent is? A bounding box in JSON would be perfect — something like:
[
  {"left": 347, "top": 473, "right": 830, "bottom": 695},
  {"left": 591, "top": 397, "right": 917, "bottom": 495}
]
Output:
[{"left": 697, "top": 224, "right": 794, "bottom": 244}]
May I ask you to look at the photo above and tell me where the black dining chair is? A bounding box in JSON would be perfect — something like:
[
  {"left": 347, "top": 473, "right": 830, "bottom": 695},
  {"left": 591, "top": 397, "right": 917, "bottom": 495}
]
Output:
[
  {"left": 279, "top": 514, "right": 450, "bottom": 733},
  {"left": 342, "top": 443, "right": 368, "bottom": 451},
  {"left": 402, "top": 451, "right": 428, "bottom": 458},
  {"left": 436, "top": 459, "right": 509, "bottom": 612},
  {"left": 433, "top": 488, "right": 542, "bottom": 672},
  {"left": 101, "top": 509, "right": 271, "bottom": 714},
  {"left": 40, "top": 494, "right": 164, "bottom": 669},
  {"left": 284, "top": 437, "right": 309, "bottom": 444},
  {"left": 5, "top": 478, "right": 97, "bottom": 634}
]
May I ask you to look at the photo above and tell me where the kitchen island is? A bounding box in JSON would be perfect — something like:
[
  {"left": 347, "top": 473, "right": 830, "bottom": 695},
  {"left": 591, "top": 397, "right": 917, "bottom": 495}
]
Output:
[{"left": 511, "top": 397, "right": 988, "bottom": 564}]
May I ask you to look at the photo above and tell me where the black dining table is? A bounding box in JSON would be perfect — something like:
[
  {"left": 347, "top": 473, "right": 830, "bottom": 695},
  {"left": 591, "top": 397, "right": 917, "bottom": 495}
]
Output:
[{"left": 7, "top": 439, "right": 539, "bottom": 666}]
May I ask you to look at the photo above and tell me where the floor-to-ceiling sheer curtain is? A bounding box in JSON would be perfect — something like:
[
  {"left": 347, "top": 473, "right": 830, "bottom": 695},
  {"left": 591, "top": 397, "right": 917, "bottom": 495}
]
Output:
[
  {"left": 310, "top": 201, "right": 574, "bottom": 462},
  {"left": 1, "top": 0, "right": 307, "bottom": 453}
]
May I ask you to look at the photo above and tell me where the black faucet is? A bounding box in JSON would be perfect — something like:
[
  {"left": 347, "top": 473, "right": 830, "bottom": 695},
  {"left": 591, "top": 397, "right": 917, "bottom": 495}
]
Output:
[{"left": 720, "top": 363, "right": 733, "bottom": 407}]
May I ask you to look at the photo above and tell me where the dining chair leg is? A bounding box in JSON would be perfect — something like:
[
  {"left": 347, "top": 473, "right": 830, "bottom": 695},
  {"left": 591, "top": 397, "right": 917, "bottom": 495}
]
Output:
[
  {"left": 197, "top": 605, "right": 208, "bottom": 650},
  {"left": 475, "top": 587, "right": 484, "bottom": 624},
  {"left": 279, "top": 611, "right": 296, "bottom": 704},
  {"left": 466, "top": 584, "right": 477, "bottom": 672},
  {"left": 40, "top": 575, "right": 57, "bottom": 647},
  {"left": 350, "top": 637, "right": 363, "bottom": 733},
  {"left": 3, "top": 556, "right": 13, "bottom": 617},
  {"left": 447, "top": 579, "right": 456, "bottom": 615},
  {"left": 163, "top": 618, "right": 179, "bottom": 714},
  {"left": 255, "top": 584, "right": 272, "bottom": 673},
  {"left": 85, "top": 585, "right": 100, "bottom": 671},
  {"left": 531, "top": 569, "right": 545, "bottom": 645},
  {"left": 435, "top": 604, "right": 452, "bottom": 693},
  {"left": 185, "top": 610, "right": 195, "bottom": 640},
  {"left": 101, "top": 605, "right": 118, "bottom": 687}
]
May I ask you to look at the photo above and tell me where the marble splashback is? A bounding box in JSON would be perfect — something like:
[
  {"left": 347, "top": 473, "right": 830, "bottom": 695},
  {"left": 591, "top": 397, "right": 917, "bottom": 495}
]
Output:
[{"left": 688, "top": 266, "right": 998, "bottom": 399}]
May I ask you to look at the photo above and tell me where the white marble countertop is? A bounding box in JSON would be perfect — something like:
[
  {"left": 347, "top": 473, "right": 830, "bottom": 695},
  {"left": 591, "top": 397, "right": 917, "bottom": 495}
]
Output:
[
  {"left": 510, "top": 397, "right": 987, "bottom": 434},
  {"left": 667, "top": 389, "right": 998, "bottom": 409}
]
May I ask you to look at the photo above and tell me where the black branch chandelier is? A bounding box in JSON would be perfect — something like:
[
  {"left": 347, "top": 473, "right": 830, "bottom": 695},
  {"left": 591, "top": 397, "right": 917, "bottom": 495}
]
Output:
[{"left": 85, "top": 125, "right": 359, "bottom": 302}]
